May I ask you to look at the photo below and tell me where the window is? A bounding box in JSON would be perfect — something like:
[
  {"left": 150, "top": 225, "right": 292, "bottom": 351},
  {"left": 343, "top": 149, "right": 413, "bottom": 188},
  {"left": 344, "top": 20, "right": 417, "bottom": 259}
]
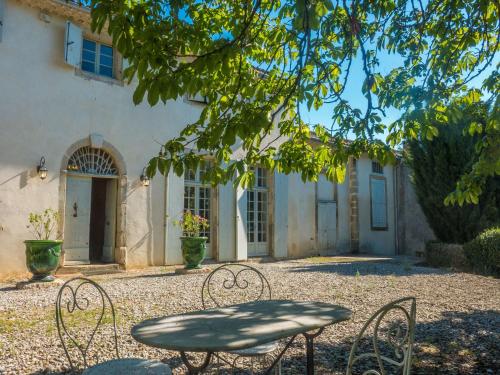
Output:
[
  {"left": 67, "top": 146, "right": 118, "bottom": 176},
  {"left": 372, "top": 161, "right": 384, "bottom": 174},
  {"left": 81, "top": 39, "right": 114, "bottom": 78},
  {"left": 184, "top": 162, "right": 212, "bottom": 240},
  {"left": 247, "top": 167, "right": 268, "bottom": 245},
  {"left": 370, "top": 176, "right": 388, "bottom": 230},
  {"left": 187, "top": 92, "right": 208, "bottom": 104}
]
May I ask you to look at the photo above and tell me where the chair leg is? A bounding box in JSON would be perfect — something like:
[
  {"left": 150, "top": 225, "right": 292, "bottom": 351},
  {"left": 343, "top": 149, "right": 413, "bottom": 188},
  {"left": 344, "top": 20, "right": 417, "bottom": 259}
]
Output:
[
  {"left": 274, "top": 358, "right": 281, "bottom": 375},
  {"left": 231, "top": 355, "right": 240, "bottom": 375}
]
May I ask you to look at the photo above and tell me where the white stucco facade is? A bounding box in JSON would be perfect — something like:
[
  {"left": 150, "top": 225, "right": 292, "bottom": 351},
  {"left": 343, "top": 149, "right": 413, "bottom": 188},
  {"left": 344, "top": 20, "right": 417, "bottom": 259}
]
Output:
[{"left": 0, "top": 0, "right": 418, "bottom": 279}]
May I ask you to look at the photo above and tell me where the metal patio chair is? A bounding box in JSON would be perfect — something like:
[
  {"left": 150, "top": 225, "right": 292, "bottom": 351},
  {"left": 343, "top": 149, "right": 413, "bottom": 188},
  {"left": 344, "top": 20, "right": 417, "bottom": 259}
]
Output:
[
  {"left": 55, "top": 277, "right": 172, "bottom": 375},
  {"left": 346, "top": 297, "right": 417, "bottom": 375},
  {"left": 201, "top": 263, "right": 281, "bottom": 374}
]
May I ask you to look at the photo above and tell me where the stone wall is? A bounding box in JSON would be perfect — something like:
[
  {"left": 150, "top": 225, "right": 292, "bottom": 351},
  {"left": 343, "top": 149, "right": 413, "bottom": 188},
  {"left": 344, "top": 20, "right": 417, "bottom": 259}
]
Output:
[{"left": 396, "top": 163, "right": 436, "bottom": 255}]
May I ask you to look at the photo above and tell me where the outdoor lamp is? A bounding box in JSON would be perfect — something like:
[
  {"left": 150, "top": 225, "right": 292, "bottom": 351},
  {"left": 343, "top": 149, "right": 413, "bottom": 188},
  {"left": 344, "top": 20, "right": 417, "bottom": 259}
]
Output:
[
  {"left": 37, "top": 157, "right": 48, "bottom": 180},
  {"left": 140, "top": 167, "right": 150, "bottom": 187}
]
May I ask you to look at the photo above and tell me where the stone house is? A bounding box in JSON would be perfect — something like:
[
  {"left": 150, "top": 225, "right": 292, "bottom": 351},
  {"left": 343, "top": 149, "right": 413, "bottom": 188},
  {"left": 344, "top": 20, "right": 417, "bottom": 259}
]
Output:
[{"left": 0, "top": 0, "right": 432, "bottom": 278}]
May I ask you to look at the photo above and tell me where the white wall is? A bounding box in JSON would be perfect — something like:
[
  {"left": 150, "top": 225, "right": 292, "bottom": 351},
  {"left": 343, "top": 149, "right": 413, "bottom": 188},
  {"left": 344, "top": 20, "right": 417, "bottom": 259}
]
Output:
[
  {"left": 0, "top": 1, "right": 293, "bottom": 277},
  {"left": 286, "top": 166, "right": 352, "bottom": 258},
  {"left": 217, "top": 182, "right": 236, "bottom": 261},
  {"left": 285, "top": 157, "right": 398, "bottom": 258},
  {"left": 0, "top": 1, "right": 401, "bottom": 278},
  {"left": 0, "top": 1, "right": 203, "bottom": 275},
  {"left": 336, "top": 170, "right": 351, "bottom": 251},
  {"left": 356, "top": 158, "right": 396, "bottom": 255},
  {"left": 287, "top": 175, "right": 316, "bottom": 257}
]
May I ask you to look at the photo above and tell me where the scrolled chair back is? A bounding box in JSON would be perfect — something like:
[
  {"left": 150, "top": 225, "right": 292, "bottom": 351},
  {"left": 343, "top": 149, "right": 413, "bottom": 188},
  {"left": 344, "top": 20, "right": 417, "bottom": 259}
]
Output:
[
  {"left": 201, "top": 263, "right": 272, "bottom": 309},
  {"left": 55, "top": 277, "right": 119, "bottom": 370},
  {"left": 346, "top": 297, "right": 417, "bottom": 375}
]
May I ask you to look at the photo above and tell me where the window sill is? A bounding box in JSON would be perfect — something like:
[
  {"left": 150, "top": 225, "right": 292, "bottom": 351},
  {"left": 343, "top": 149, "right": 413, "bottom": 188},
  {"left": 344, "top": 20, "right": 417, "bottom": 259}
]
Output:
[
  {"left": 184, "top": 94, "right": 208, "bottom": 105},
  {"left": 75, "top": 69, "right": 124, "bottom": 87},
  {"left": 371, "top": 227, "right": 389, "bottom": 231}
]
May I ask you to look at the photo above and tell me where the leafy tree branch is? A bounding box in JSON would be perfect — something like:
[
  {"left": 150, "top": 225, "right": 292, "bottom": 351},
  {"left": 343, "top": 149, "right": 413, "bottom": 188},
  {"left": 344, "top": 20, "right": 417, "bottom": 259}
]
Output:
[{"left": 90, "top": 0, "right": 499, "bottom": 203}]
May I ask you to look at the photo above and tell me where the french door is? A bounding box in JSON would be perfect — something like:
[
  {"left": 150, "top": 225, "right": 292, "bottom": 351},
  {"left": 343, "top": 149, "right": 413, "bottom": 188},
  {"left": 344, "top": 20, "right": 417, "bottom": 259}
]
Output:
[
  {"left": 247, "top": 167, "right": 269, "bottom": 256},
  {"left": 184, "top": 164, "right": 213, "bottom": 258}
]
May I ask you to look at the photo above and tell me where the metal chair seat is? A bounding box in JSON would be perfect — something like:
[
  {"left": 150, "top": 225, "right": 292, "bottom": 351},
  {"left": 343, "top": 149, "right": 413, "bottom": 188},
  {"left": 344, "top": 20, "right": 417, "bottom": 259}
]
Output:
[
  {"left": 83, "top": 358, "right": 172, "bottom": 375},
  {"left": 227, "top": 340, "right": 280, "bottom": 357},
  {"left": 55, "top": 278, "right": 172, "bottom": 375}
]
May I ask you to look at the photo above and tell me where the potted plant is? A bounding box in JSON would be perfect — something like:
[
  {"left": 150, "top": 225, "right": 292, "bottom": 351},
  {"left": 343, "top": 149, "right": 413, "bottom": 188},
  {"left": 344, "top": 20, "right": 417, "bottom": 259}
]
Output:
[
  {"left": 175, "top": 211, "right": 209, "bottom": 269},
  {"left": 24, "top": 208, "right": 62, "bottom": 282}
]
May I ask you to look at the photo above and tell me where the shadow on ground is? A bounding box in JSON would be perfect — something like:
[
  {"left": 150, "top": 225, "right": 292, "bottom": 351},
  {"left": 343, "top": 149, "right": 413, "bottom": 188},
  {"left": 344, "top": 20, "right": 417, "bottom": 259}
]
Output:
[
  {"left": 287, "top": 259, "right": 449, "bottom": 277},
  {"left": 31, "top": 308, "right": 497, "bottom": 374},
  {"left": 273, "top": 308, "right": 498, "bottom": 374}
]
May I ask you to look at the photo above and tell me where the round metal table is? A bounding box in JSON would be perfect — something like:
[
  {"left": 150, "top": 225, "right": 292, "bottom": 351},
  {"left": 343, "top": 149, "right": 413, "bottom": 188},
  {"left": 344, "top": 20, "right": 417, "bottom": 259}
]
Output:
[{"left": 132, "top": 299, "right": 352, "bottom": 374}]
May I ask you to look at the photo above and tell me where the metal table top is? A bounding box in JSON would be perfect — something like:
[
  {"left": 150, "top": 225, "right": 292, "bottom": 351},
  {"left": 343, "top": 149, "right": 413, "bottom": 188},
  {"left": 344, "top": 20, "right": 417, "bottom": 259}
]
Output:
[{"left": 131, "top": 300, "right": 352, "bottom": 353}]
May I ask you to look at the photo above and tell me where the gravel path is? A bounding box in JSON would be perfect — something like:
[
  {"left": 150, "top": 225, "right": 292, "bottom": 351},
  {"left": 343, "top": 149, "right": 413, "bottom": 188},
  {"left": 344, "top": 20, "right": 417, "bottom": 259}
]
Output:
[{"left": 0, "top": 259, "right": 499, "bottom": 374}]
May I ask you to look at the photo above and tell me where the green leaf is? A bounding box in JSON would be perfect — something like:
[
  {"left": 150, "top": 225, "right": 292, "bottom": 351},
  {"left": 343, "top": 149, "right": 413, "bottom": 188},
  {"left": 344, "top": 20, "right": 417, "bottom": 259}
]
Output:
[
  {"left": 133, "top": 82, "right": 147, "bottom": 105},
  {"left": 146, "top": 157, "right": 158, "bottom": 178},
  {"left": 158, "top": 158, "right": 171, "bottom": 175},
  {"left": 147, "top": 81, "right": 160, "bottom": 106}
]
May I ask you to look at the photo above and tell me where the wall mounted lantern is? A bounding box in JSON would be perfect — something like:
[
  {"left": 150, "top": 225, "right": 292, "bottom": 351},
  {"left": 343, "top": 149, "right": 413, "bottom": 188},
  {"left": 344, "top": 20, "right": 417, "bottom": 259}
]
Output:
[
  {"left": 140, "top": 167, "right": 150, "bottom": 187},
  {"left": 37, "top": 157, "right": 48, "bottom": 180}
]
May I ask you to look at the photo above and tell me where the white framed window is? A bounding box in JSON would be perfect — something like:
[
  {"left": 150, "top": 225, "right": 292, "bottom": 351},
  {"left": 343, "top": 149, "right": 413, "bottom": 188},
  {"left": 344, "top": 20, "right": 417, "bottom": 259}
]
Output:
[
  {"left": 187, "top": 92, "right": 208, "bottom": 104},
  {"left": 81, "top": 39, "right": 114, "bottom": 78},
  {"left": 372, "top": 161, "right": 384, "bottom": 174},
  {"left": 184, "top": 162, "right": 212, "bottom": 240},
  {"left": 247, "top": 167, "right": 268, "bottom": 254},
  {"left": 370, "top": 176, "right": 388, "bottom": 230}
]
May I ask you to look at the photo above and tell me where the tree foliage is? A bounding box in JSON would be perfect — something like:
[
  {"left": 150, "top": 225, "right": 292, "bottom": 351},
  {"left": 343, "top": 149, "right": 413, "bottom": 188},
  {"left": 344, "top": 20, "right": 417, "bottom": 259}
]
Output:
[
  {"left": 89, "top": 0, "right": 499, "bottom": 201},
  {"left": 407, "top": 102, "right": 500, "bottom": 244}
]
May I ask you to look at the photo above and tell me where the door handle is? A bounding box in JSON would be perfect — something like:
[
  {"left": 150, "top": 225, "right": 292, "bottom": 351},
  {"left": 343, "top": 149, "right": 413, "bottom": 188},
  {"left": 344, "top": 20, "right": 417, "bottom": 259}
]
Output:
[{"left": 73, "top": 202, "right": 78, "bottom": 217}]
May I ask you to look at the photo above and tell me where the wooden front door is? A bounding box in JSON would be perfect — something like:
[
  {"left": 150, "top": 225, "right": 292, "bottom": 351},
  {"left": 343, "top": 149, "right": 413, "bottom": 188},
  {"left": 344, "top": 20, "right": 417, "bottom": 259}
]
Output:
[{"left": 89, "top": 178, "right": 107, "bottom": 261}]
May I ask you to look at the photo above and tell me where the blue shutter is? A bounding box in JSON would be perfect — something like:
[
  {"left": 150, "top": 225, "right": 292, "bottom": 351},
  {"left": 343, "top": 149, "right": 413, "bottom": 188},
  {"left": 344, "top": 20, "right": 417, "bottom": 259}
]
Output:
[{"left": 64, "top": 21, "right": 82, "bottom": 68}]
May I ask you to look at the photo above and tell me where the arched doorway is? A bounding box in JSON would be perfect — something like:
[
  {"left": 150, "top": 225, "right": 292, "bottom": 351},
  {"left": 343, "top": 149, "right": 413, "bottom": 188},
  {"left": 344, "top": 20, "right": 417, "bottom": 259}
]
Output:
[{"left": 64, "top": 146, "right": 120, "bottom": 264}]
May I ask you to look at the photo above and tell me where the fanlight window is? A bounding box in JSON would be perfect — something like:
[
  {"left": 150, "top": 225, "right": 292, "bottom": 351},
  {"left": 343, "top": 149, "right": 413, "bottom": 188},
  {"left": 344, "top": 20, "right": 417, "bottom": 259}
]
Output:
[{"left": 67, "top": 147, "right": 118, "bottom": 176}]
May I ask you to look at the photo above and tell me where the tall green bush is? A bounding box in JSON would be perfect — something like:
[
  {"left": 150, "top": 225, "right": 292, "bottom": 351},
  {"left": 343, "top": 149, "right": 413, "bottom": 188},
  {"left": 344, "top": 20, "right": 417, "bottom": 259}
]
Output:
[
  {"left": 463, "top": 228, "right": 500, "bottom": 276},
  {"left": 407, "top": 103, "right": 500, "bottom": 243}
]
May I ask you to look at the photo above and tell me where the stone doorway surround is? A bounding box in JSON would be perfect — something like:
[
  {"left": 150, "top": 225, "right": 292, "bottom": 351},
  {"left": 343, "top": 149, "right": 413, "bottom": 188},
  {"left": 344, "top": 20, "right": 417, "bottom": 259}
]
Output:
[{"left": 58, "top": 134, "right": 128, "bottom": 267}]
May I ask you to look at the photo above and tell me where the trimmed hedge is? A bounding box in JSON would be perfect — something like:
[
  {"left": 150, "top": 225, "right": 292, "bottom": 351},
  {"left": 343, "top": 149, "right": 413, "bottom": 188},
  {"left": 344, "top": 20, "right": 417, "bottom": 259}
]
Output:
[
  {"left": 463, "top": 227, "right": 500, "bottom": 276},
  {"left": 425, "top": 241, "right": 467, "bottom": 269}
]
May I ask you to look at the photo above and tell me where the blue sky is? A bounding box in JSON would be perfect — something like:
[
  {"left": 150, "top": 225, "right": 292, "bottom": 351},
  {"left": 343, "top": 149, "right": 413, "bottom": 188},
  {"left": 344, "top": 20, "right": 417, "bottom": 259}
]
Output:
[
  {"left": 302, "top": 53, "right": 403, "bottom": 125},
  {"left": 301, "top": 51, "right": 498, "bottom": 142}
]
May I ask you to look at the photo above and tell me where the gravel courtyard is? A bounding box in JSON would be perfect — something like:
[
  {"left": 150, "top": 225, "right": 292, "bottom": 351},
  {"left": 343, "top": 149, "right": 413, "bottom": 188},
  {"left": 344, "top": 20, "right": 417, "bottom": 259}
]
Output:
[{"left": 0, "top": 258, "right": 499, "bottom": 375}]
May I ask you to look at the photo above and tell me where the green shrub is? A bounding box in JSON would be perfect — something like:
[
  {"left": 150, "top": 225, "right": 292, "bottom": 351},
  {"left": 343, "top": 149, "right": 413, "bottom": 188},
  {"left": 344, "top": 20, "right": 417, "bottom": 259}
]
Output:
[
  {"left": 463, "top": 227, "right": 500, "bottom": 276},
  {"left": 425, "top": 241, "right": 467, "bottom": 269},
  {"left": 407, "top": 102, "right": 500, "bottom": 244}
]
